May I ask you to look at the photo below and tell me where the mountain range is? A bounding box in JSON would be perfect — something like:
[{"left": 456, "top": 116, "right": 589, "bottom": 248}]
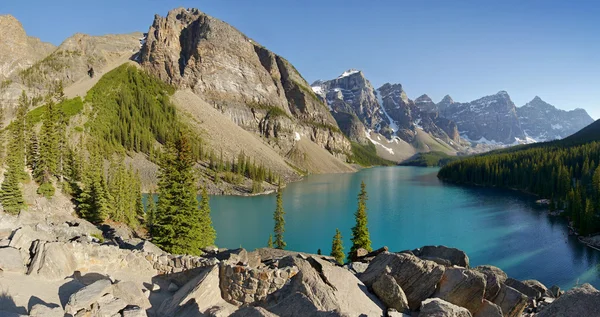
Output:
[
  {"left": 0, "top": 7, "right": 595, "bottom": 184},
  {"left": 312, "top": 70, "right": 594, "bottom": 160}
]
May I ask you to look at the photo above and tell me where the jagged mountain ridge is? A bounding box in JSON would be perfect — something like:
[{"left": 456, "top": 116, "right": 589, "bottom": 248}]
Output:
[
  {"left": 311, "top": 70, "right": 462, "bottom": 162},
  {"left": 436, "top": 92, "right": 594, "bottom": 144}
]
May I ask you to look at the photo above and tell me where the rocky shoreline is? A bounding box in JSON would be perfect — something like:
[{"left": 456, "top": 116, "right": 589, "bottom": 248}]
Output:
[{"left": 1, "top": 210, "right": 599, "bottom": 317}]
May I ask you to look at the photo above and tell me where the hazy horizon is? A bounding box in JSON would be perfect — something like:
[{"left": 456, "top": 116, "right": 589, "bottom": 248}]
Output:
[{"left": 2, "top": 0, "right": 599, "bottom": 119}]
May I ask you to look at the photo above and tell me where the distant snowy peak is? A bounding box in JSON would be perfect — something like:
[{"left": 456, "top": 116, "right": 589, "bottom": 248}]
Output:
[
  {"left": 337, "top": 69, "right": 361, "bottom": 79},
  {"left": 414, "top": 94, "right": 437, "bottom": 113},
  {"left": 516, "top": 96, "right": 594, "bottom": 142}
]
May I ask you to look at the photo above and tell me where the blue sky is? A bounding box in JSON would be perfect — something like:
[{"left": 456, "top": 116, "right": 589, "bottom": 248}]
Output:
[{"left": 2, "top": 0, "right": 599, "bottom": 118}]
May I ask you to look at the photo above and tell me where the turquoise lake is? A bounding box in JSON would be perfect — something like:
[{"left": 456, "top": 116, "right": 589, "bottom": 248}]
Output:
[{"left": 208, "top": 166, "right": 600, "bottom": 289}]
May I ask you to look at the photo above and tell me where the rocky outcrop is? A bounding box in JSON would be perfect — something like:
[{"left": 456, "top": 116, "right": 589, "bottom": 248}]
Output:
[
  {"left": 491, "top": 284, "right": 528, "bottom": 317},
  {"left": 517, "top": 96, "right": 594, "bottom": 142},
  {"left": 372, "top": 273, "right": 409, "bottom": 312},
  {"left": 263, "top": 255, "right": 384, "bottom": 316},
  {"left": 504, "top": 278, "right": 540, "bottom": 299},
  {"left": 139, "top": 8, "right": 350, "bottom": 161},
  {"left": 537, "top": 283, "right": 600, "bottom": 317},
  {"left": 474, "top": 265, "right": 507, "bottom": 301},
  {"left": 360, "top": 252, "right": 445, "bottom": 310},
  {"left": 420, "top": 298, "right": 472, "bottom": 317}
]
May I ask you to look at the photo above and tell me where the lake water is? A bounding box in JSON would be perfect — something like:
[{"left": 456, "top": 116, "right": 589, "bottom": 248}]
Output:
[{"left": 209, "top": 166, "right": 600, "bottom": 289}]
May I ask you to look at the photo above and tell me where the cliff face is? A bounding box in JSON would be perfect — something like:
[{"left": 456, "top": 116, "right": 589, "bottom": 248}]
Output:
[
  {"left": 439, "top": 91, "right": 525, "bottom": 144},
  {"left": 0, "top": 15, "right": 55, "bottom": 80},
  {"left": 517, "top": 96, "right": 594, "bottom": 142},
  {"left": 139, "top": 8, "right": 350, "bottom": 158}
]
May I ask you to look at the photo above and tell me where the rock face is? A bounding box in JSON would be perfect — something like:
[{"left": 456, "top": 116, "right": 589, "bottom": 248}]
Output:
[
  {"left": 517, "top": 96, "right": 594, "bottom": 142},
  {"left": 0, "top": 15, "right": 55, "bottom": 80},
  {"left": 437, "top": 93, "right": 593, "bottom": 145},
  {"left": 491, "top": 284, "right": 528, "bottom": 317},
  {"left": 372, "top": 273, "right": 409, "bottom": 312},
  {"left": 139, "top": 8, "right": 351, "bottom": 162},
  {"left": 504, "top": 278, "right": 540, "bottom": 299},
  {"left": 360, "top": 252, "right": 445, "bottom": 310},
  {"left": 438, "top": 91, "right": 524, "bottom": 144},
  {"left": 474, "top": 265, "right": 507, "bottom": 301},
  {"left": 420, "top": 298, "right": 473, "bottom": 317},
  {"left": 434, "top": 267, "right": 486, "bottom": 314},
  {"left": 264, "top": 255, "right": 384, "bottom": 316},
  {"left": 0, "top": 246, "right": 25, "bottom": 273}
]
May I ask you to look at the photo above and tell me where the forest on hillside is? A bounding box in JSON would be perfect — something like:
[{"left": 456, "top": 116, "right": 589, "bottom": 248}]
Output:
[{"left": 438, "top": 136, "right": 600, "bottom": 235}]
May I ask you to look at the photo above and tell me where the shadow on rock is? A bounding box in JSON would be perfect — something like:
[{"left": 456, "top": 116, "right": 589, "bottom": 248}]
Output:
[
  {"left": 27, "top": 296, "right": 60, "bottom": 312},
  {"left": 0, "top": 291, "right": 27, "bottom": 315}
]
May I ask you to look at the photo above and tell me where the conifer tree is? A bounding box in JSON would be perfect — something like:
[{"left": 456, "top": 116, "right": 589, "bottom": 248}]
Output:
[
  {"left": 331, "top": 228, "right": 345, "bottom": 264},
  {"left": 267, "top": 234, "right": 273, "bottom": 248},
  {"left": 77, "top": 148, "right": 111, "bottom": 224},
  {"left": 1, "top": 92, "right": 28, "bottom": 213},
  {"left": 198, "top": 187, "right": 216, "bottom": 247},
  {"left": 273, "top": 183, "right": 286, "bottom": 249},
  {"left": 145, "top": 192, "right": 157, "bottom": 235},
  {"left": 349, "top": 181, "right": 372, "bottom": 259},
  {"left": 153, "top": 136, "right": 207, "bottom": 255}
]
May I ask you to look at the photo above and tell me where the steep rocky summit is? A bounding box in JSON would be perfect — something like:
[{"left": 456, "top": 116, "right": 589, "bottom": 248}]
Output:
[{"left": 139, "top": 8, "right": 351, "bottom": 163}]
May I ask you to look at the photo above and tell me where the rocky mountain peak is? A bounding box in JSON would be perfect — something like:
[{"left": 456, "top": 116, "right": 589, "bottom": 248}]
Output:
[
  {"left": 414, "top": 94, "right": 437, "bottom": 113},
  {"left": 337, "top": 69, "right": 362, "bottom": 79}
]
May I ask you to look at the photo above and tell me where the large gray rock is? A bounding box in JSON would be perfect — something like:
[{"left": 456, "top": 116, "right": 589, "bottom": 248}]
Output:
[
  {"left": 474, "top": 266, "right": 507, "bottom": 301},
  {"left": 230, "top": 306, "right": 279, "bottom": 317},
  {"left": 157, "top": 265, "right": 236, "bottom": 317},
  {"left": 491, "top": 284, "right": 527, "bottom": 317},
  {"left": 361, "top": 252, "right": 445, "bottom": 310},
  {"left": 412, "top": 246, "right": 470, "bottom": 268},
  {"left": 473, "top": 300, "right": 502, "bottom": 317},
  {"left": 522, "top": 280, "right": 550, "bottom": 298},
  {"left": 420, "top": 298, "right": 472, "bottom": 317},
  {"left": 112, "top": 280, "right": 151, "bottom": 309},
  {"left": 0, "top": 247, "right": 25, "bottom": 273},
  {"left": 264, "top": 255, "right": 384, "bottom": 316},
  {"left": 96, "top": 293, "right": 127, "bottom": 317},
  {"left": 504, "top": 278, "right": 540, "bottom": 299},
  {"left": 434, "top": 267, "right": 486, "bottom": 314},
  {"left": 537, "top": 283, "right": 600, "bottom": 317},
  {"left": 372, "top": 273, "right": 409, "bottom": 312},
  {"left": 64, "top": 279, "right": 113, "bottom": 315},
  {"left": 29, "top": 242, "right": 77, "bottom": 279}
]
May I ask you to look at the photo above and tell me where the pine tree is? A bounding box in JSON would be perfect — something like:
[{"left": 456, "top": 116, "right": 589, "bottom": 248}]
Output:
[
  {"left": 1, "top": 92, "right": 28, "bottom": 213},
  {"left": 153, "top": 136, "right": 208, "bottom": 255},
  {"left": 145, "top": 192, "right": 157, "bottom": 235},
  {"left": 349, "top": 181, "right": 372, "bottom": 259},
  {"left": 331, "top": 228, "right": 345, "bottom": 264},
  {"left": 198, "top": 187, "right": 216, "bottom": 247},
  {"left": 273, "top": 182, "right": 286, "bottom": 249},
  {"left": 267, "top": 234, "right": 273, "bottom": 248},
  {"left": 76, "top": 148, "right": 111, "bottom": 224}
]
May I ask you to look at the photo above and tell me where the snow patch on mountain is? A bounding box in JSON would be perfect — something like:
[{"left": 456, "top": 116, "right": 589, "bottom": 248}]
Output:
[
  {"left": 376, "top": 91, "right": 398, "bottom": 133},
  {"left": 337, "top": 69, "right": 360, "bottom": 79},
  {"left": 365, "top": 130, "right": 394, "bottom": 155}
]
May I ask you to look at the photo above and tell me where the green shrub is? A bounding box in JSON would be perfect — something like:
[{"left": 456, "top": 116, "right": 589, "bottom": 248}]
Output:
[{"left": 37, "top": 182, "right": 55, "bottom": 198}]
